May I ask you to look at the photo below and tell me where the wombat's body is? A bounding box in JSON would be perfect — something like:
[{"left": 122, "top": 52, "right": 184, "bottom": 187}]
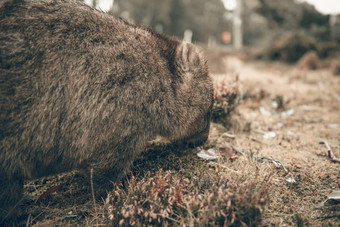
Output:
[{"left": 0, "top": 0, "right": 213, "bottom": 221}]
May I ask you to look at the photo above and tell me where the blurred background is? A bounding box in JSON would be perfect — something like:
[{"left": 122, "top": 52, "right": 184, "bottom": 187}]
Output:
[
  {"left": 83, "top": 0, "right": 340, "bottom": 46},
  {"left": 83, "top": 0, "right": 340, "bottom": 71}
]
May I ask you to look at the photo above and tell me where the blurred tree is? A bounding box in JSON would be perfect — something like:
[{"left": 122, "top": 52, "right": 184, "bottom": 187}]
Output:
[
  {"left": 257, "top": 0, "right": 303, "bottom": 29},
  {"left": 256, "top": 0, "right": 330, "bottom": 32},
  {"left": 84, "top": 0, "right": 98, "bottom": 8},
  {"left": 299, "top": 3, "right": 330, "bottom": 40},
  {"left": 85, "top": 0, "right": 333, "bottom": 46},
  {"left": 113, "top": 0, "right": 172, "bottom": 29},
  {"left": 167, "top": 0, "right": 185, "bottom": 37},
  {"left": 244, "top": 0, "right": 331, "bottom": 44},
  {"left": 111, "top": 0, "right": 230, "bottom": 43},
  {"left": 299, "top": 4, "right": 329, "bottom": 29}
]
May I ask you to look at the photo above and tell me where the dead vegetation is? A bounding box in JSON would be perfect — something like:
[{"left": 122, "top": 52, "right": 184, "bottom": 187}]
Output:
[
  {"left": 332, "top": 61, "right": 340, "bottom": 76},
  {"left": 106, "top": 168, "right": 270, "bottom": 226},
  {"left": 258, "top": 31, "right": 340, "bottom": 64},
  {"left": 212, "top": 76, "right": 239, "bottom": 127},
  {"left": 297, "top": 51, "right": 319, "bottom": 70},
  {"left": 263, "top": 31, "right": 318, "bottom": 63}
]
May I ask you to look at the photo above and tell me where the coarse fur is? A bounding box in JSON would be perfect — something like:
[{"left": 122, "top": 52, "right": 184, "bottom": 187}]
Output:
[{"left": 0, "top": 0, "right": 213, "bottom": 222}]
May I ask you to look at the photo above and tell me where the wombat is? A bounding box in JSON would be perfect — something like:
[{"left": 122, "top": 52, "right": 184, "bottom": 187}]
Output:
[{"left": 0, "top": 0, "right": 213, "bottom": 222}]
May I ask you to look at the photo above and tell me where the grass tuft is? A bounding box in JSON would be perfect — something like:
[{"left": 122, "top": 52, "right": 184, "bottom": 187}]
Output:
[{"left": 105, "top": 165, "right": 270, "bottom": 226}]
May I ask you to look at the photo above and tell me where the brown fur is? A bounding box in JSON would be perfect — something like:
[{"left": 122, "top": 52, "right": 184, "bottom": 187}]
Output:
[{"left": 0, "top": 0, "right": 213, "bottom": 222}]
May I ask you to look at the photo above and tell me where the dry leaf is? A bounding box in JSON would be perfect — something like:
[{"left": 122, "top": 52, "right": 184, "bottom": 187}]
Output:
[
  {"left": 317, "top": 190, "right": 340, "bottom": 208},
  {"left": 218, "top": 147, "right": 236, "bottom": 158},
  {"left": 263, "top": 131, "right": 276, "bottom": 139},
  {"left": 259, "top": 107, "right": 271, "bottom": 116},
  {"left": 281, "top": 109, "right": 294, "bottom": 118},
  {"left": 286, "top": 178, "right": 297, "bottom": 184},
  {"left": 197, "top": 147, "right": 238, "bottom": 161},
  {"left": 327, "top": 190, "right": 340, "bottom": 200},
  {"left": 222, "top": 132, "right": 236, "bottom": 139},
  {"left": 197, "top": 149, "right": 220, "bottom": 160}
]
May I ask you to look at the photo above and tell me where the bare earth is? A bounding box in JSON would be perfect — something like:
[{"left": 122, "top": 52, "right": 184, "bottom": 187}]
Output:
[{"left": 211, "top": 55, "right": 340, "bottom": 225}]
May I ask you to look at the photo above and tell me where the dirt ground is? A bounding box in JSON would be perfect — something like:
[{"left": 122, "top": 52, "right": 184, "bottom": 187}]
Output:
[
  {"left": 19, "top": 52, "right": 340, "bottom": 226},
  {"left": 210, "top": 54, "right": 340, "bottom": 226}
]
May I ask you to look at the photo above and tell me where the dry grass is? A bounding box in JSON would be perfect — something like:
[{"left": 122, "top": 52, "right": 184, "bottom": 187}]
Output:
[
  {"left": 212, "top": 55, "right": 340, "bottom": 226},
  {"left": 212, "top": 75, "right": 239, "bottom": 127},
  {"left": 332, "top": 61, "right": 340, "bottom": 76},
  {"left": 105, "top": 163, "right": 271, "bottom": 226},
  {"left": 297, "top": 51, "right": 319, "bottom": 70}
]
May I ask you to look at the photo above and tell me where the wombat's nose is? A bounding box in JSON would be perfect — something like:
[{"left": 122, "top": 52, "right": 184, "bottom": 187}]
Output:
[
  {"left": 174, "top": 128, "right": 209, "bottom": 148},
  {"left": 187, "top": 131, "right": 209, "bottom": 148}
]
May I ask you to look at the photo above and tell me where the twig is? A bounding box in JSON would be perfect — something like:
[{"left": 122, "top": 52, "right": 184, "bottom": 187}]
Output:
[
  {"left": 254, "top": 155, "right": 288, "bottom": 173},
  {"left": 318, "top": 135, "right": 340, "bottom": 148},
  {"left": 319, "top": 139, "right": 340, "bottom": 163},
  {"left": 221, "top": 132, "right": 236, "bottom": 139},
  {"left": 26, "top": 214, "right": 32, "bottom": 226},
  {"left": 251, "top": 137, "right": 266, "bottom": 144},
  {"left": 230, "top": 145, "right": 245, "bottom": 156},
  {"left": 37, "top": 186, "right": 60, "bottom": 201},
  {"left": 91, "top": 168, "right": 99, "bottom": 227},
  {"left": 154, "top": 212, "right": 182, "bottom": 224},
  {"left": 28, "top": 210, "right": 45, "bottom": 225},
  {"left": 315, "top": 215, "right": 340, "bottom": 220},
  {"left": 253, "top": 129, "right": 267, "bottom": 134},
  {"left": 209, "top": 161, "right": 242, "bottom": 173}
]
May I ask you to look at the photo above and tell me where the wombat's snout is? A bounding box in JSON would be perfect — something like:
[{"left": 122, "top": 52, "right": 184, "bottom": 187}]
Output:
[
  {"left": 175, "top": 115, "right": 210, "bottom": 148},
  {"left": 175, "top": 129, "right": 209, "bottom": 148},
  {"left": 185, "top": 125, "right": 210, "bottom": 147}
]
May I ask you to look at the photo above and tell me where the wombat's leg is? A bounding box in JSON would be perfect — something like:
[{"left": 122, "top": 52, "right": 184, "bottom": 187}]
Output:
[
  {"left": 90, "top": 158, "right": 136, "bottom": 198},
  {"left": 88, "top": 141, "right": 143, "bottom": 198},
  {"left": 87, "top": 169, "right": 126, "bottom": 200},
  {"left": 0, "top": 170, "right": 24, "bottom": 223}
]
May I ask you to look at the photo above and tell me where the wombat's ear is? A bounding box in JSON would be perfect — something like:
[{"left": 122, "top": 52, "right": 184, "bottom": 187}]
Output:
[{"left": 177, "top": 42, "right": 201, "bottom": 72}]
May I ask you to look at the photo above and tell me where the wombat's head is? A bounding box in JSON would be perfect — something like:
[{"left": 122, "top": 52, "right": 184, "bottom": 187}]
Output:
[{"left": 167, "top": 42, "right": 213, "bottom": 147}]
